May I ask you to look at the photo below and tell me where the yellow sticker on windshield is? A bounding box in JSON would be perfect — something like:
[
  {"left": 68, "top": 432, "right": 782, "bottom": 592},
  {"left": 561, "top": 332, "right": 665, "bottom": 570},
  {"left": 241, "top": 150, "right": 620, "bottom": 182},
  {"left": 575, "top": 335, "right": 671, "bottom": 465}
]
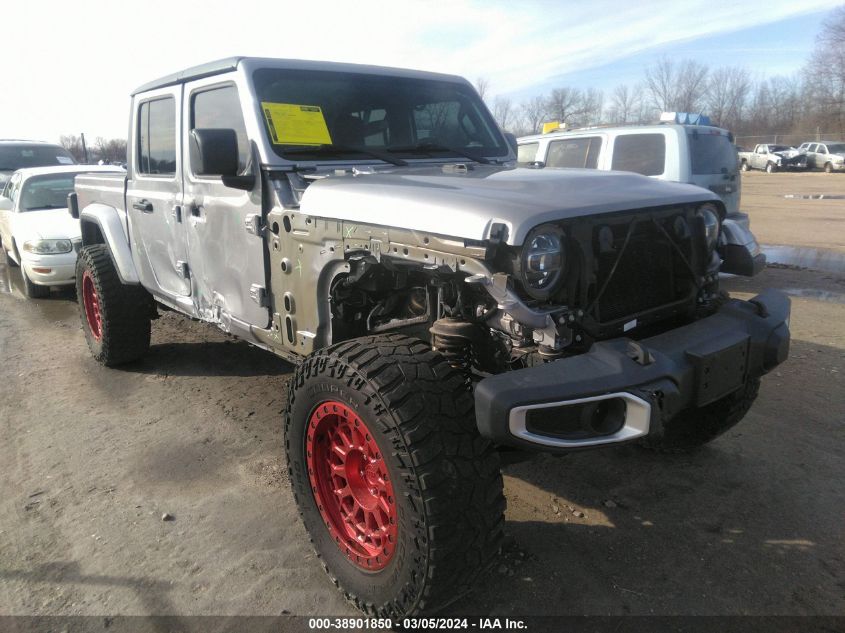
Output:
[{"left": 261, "top": 102, "right": 332, "bottom": 146}]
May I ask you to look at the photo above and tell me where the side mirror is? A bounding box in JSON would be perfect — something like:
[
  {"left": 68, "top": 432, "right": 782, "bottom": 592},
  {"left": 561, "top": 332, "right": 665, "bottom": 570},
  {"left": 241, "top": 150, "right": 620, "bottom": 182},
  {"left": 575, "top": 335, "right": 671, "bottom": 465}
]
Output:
[
  {"left": 190, "top": 128, "right": 255, "bottom": 191},
  {"left": 503, "top": 132, "right": 518, "bottom": 153},
  {"left": 0, "top": 197, "right": 12, "bottom": 211},
  {"left": 67, "top": 192, "right": 80, "bottom": 219}
]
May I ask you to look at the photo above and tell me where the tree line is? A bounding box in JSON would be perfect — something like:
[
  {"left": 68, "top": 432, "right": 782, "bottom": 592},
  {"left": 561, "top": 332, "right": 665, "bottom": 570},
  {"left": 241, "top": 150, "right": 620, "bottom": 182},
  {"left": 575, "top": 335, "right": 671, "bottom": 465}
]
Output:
[
  {"left": 59, "top": 134, "right": 127, "bottom": 165},
  {"left": 484, "top": 7, "right": 844, "bottom": 142}
]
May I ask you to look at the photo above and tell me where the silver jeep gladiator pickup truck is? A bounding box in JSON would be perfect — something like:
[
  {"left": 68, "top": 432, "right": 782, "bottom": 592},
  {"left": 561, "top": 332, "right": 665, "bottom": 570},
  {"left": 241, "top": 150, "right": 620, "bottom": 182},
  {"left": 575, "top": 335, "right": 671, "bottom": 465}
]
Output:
[{"left": 70, "top": 57, "right": 790, "bottom": 617}]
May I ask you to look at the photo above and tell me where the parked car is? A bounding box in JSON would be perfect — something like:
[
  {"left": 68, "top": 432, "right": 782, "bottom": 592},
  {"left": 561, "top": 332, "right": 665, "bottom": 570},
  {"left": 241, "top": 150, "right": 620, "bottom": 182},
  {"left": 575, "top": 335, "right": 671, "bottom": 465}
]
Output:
[
  {"left": 798, "top": 141, "right": 845, "bottom": 172},
  {"left": 517, "top": 119, "right": 765, "bottom": 276},
  {"left": 0, "top": 165, "right": 123, "bottom": 297},
  {"left": 737, "top": 144, "right": 807, "bottom": 172},
  {"left": 72, "top": 57, "right": 790, "bottom": 618},
  {"left": 0, "top": 140, "right": 77, "bottom": 189}
]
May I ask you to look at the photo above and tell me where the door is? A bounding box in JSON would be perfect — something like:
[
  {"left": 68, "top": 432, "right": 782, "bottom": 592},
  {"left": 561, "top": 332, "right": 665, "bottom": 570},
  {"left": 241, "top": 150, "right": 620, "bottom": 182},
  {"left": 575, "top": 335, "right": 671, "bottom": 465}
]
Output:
[
  {"left": 817, "top": 145, "right": 829, "bottom": 168},
  {"left": 182, "top": 79, "right": 269, "bottom": 328},
  {"left": 808, "top": 144, "right": 819, "bottom": 169},
  {"left": 126, "top": 87, "right": 190, "bottom": 298},
  {"left": 0, "top": 173, "right": 21, "bottom": 248}
]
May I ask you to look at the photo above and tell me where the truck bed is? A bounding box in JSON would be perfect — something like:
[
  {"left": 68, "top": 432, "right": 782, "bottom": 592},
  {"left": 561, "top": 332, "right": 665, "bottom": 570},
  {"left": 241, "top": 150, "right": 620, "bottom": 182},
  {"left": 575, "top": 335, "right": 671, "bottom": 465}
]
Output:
[{"left": 75, "top": 172, "right": 126, "bottom": 213}]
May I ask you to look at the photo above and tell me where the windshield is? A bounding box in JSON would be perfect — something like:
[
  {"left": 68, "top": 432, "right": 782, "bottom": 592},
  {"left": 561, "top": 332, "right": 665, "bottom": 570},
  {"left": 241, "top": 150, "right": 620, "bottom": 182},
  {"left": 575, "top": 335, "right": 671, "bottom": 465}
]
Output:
[
  {"left": 0, "top": 144, "right": 76, "bottom": 171},
  {"left": 252, "top": 68, "right": 508, "bottom": 162},
  {"left": 19, "top": 174, "right": 76, "bottom": 211},
  {"left": 826, "top": 143, "right": 845, "bottom": 154},
  {"left": 689, "top": 132, "right": 738, "bottom": 175}
]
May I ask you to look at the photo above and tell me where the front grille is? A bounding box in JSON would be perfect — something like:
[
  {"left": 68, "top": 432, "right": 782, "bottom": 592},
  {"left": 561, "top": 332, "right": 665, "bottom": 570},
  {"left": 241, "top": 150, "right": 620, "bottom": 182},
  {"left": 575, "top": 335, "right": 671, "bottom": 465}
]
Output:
[{"left": 593, "top": 220, "right": 691, "bottom": 324}]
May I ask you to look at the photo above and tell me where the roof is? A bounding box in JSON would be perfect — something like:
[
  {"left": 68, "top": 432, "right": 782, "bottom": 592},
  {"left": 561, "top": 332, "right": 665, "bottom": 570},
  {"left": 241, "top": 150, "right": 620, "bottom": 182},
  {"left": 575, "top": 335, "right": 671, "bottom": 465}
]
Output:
[
  {"left": 518, "top": 122, "right": 730, "bottom": 143},
  {"left": 13, "top": 165, "right": 125, "bottom": 180},
  {"left": 0, "top": 139, "right": 65, "bottom": 146},
  {"left": 131, "top": 56, "right": 468, "bottom": 96}
]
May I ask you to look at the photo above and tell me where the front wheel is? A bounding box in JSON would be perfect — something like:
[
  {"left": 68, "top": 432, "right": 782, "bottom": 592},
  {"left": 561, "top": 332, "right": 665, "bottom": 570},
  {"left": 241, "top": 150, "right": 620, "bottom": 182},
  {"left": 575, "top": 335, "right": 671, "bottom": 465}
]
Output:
[
  {"left": 22, "top": 268, "right": 50, "bottom": 298},
  {"left": 285, "top": 334, "right": 505, "bottom": 617},
  {"left": 76, "top": 244, "right": 152, "bottom": 366},
  {"left": 824, "top": 162, "right": 834, "bottom": 174},
  {"left": 765, "top": 162, "right": 777, "bottom": 173}
]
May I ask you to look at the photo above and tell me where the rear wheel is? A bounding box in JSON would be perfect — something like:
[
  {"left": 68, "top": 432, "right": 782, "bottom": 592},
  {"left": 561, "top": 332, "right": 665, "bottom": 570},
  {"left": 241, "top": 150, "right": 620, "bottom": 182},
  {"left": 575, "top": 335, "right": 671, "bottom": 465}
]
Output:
[
  {"left": 22, "top": 269, "right": 50, "bottom": 299},
  {"left": 285, "top": 334, "right": 505, "bottom": 617},
  {"left": 640, "top": 378, "right": 761, "bottom": 452},
  {"left": 740, "top": 160, "right": 750, "bottom": 172},
  {"left": 76, "top": 244, "right": 152, "bottom": 366}
]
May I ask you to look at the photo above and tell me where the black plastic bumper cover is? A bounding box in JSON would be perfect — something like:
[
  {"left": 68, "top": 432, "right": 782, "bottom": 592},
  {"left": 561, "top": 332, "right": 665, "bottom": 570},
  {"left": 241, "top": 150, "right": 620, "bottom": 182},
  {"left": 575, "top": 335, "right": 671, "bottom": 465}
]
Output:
[{"left": 474, "top": 289, "right": 791, "bottom": 451}]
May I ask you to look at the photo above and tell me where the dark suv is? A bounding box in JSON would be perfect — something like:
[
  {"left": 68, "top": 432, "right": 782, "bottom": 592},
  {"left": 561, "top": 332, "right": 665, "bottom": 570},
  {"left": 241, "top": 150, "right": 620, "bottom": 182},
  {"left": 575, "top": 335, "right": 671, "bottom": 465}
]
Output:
[{"left": 0, "top": 140, "right": 77, "bottom": 188}]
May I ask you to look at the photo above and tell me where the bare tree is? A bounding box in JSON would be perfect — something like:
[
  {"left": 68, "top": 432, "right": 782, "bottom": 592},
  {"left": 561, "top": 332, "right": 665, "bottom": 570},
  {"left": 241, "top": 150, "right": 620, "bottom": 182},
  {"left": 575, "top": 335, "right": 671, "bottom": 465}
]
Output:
[
  {"left": 607, "top": 84, "right": 642, "bottom": 124},
  {"left": 474, "top": 77, "right": 491, "bottom": 103},
  {"left": 94, "top": 137, "right": 128, "bottom": 164},
  {"left": 804, "top": 6, "right": 845, "bottom": 133},
  {"left": 644, "top": 57, "right": 709, "bottom": 113},
  {"left": 519, "top": 95, "right": 548, "bottom": 134},
  {"left": 581, "top": 88, "right": 604, "bottom": 126},
  {"left": 59, "top": 135, "right": 86, "bottom": 163},
  {"left": 545, "top": 87, "right": 585, "bottom": 126},
  {"left": 492, "top": 96, "right": 513, "bottom": 131},
  {"left": 706, "top": 66, "right": 751, "bottom": 130}
]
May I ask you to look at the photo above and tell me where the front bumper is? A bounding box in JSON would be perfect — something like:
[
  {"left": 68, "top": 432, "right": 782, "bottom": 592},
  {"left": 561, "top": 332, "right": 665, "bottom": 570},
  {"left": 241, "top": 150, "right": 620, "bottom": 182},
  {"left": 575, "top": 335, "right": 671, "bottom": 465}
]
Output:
[
  {"left": 22, "top": 252, "right": 78, "bottom": 286},
  {"left": 474, "top": 290, "right": 790, "bottom": 452}
]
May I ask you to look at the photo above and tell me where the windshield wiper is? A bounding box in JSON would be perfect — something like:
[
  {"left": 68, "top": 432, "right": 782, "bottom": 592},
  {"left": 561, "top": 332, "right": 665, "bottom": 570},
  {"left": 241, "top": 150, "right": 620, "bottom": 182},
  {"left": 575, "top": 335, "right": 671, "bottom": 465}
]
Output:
[
  {"left": 386, "top": 142, "right": 493, "bottom": 165},
  {"left": 282, "top": 144, "right": 407, "bottom": 167}
]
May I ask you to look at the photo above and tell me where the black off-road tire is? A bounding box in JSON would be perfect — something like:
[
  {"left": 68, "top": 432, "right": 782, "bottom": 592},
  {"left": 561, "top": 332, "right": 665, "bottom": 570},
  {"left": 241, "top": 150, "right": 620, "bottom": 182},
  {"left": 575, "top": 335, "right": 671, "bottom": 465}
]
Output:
[
  {"left": 640, "top": 377, "right": 761, "bottom": 452},
  {"left": 285, "top": 333, "right": 505, "bottom": 617},
  {"left": 22, "top": 269, "right": 50, "bottom": 298},
  {"left": 75, "top": 245, "right": 152, "bottom": 366}
]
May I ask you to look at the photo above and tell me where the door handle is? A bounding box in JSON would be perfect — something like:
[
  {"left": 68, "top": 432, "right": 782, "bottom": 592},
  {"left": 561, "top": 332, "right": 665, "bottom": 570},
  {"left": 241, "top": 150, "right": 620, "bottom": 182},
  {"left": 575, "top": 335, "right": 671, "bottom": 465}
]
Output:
[{"left": 133, "top": 199, "right": 153, "bottom": 213}]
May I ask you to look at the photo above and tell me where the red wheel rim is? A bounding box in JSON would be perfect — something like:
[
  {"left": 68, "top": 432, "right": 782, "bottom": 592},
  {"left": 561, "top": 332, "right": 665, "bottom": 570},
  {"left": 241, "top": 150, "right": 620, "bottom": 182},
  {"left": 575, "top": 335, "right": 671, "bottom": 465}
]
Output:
[
  {"left": 306, "top": 400, "right": 398, "bottom": 570},
  {"left": 82, "top": 270, "right": 103, "bottom": 341}
]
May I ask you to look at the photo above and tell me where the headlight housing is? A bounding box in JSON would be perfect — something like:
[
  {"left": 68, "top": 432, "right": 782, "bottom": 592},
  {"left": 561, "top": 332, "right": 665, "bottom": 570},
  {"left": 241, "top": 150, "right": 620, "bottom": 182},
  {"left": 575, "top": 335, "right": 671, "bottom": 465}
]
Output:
[
  {"left": 519, "top": 224, "right": 565, "bottom": 300},
  {"left": 696, "top": 204, "right": 720, "bottom": 251},
  {"left": 22, "top": 239, "right": 73, "bottom": 255}
]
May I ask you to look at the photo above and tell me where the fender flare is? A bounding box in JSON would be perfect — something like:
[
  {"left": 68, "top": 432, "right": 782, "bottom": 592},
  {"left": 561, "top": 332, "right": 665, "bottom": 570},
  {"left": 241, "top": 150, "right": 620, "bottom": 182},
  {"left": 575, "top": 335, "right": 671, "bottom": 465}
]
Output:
[{"left": 79, "top": 203, "right": 140, "bottom": 284}]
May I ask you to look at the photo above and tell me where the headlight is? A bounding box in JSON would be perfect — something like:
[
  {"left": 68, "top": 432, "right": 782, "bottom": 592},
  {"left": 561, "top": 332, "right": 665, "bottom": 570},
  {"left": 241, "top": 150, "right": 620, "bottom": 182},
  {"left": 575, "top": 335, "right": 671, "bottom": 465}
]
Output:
[
  {"left": 520, "top": 224, "right": 565, "bottom": 300},
  {"left": 22, "top": 239, "right": 73, "bottom": 254},
  {"left": 696, "top": 204, "right": 720, "bottom": 251}
]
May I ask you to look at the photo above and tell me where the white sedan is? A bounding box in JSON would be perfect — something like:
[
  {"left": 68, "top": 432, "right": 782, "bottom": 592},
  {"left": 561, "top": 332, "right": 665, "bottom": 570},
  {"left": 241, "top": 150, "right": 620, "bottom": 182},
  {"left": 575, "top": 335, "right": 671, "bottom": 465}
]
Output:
[{"left": 0, "top": 165, "right": 124, "bottom": 298}]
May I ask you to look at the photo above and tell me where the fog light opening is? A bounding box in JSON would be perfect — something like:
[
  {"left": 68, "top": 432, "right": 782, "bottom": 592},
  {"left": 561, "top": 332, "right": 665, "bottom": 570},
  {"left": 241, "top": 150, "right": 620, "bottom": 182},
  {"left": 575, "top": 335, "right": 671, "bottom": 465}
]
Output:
[{"left": 589, "top": 398, "right": 627, "bottom": 436}]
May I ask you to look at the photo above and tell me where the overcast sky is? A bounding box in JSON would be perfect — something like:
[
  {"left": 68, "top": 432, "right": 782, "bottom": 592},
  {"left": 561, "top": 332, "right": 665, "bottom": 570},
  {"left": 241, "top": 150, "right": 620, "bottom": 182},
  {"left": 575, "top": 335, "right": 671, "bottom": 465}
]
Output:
[{"left": 2, "top": 0, "right": 840, "bottom": 143}]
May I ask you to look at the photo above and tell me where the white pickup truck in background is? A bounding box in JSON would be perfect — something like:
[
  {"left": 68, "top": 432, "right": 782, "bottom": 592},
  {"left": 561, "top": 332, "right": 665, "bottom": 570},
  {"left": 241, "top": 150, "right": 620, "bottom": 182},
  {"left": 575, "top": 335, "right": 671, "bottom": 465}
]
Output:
[{"left": 738, "top": 144, "right": 807, "bottom": 173}]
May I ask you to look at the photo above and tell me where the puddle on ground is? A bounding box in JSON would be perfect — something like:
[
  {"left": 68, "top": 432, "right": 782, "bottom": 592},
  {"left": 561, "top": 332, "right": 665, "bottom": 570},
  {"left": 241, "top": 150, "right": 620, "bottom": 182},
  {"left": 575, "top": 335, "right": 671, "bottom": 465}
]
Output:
[
  {"left": 783, "top": 193, "right": 845, "bottom": 200},
  {"left": 762, "top": 245, "right": 845, "bottom": 275},
  {"left": 782, "top": 288, "right": 845, "bottom": 305}
]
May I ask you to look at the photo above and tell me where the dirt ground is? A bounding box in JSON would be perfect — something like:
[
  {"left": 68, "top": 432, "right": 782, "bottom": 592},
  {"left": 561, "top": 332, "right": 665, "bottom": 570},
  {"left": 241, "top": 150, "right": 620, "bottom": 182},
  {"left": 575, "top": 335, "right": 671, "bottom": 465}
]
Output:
[
  {"left": 1, "top": 179, "right": 844, "bottom": 619},
  {"left": 740, "top": 171, "right": 845, "bottom": 254}
]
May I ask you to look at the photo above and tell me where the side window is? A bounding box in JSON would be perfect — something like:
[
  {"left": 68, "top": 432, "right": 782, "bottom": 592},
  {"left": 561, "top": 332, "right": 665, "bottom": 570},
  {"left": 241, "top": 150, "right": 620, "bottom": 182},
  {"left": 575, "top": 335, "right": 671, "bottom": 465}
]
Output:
[
  {"left": 517, "top": 142, "right": 539, "bottom": 165},
  {"left": 818, "top": 145, "right": 828, "bottom": 155},
  {"left": 809, "top": 144, "right": 819, "bottom": 153},
  {"left": 611, "top": 134, "right": 665, "bottom": 176},
  {"left": 546, "top": 137, "right": 601, "bottom": 169},
  {"left": 137, "top": 97, "right": 176, "bottom": 176},
  {"left": 191, "top": 85, "right": 250, "bottom": 173}
]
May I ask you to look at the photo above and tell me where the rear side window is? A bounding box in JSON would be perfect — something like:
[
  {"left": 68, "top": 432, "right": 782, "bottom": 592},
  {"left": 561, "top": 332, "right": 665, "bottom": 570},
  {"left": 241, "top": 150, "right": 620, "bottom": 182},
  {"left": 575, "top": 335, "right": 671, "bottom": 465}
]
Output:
[
  {"left": 611, "top": 134, "right": 665, "bottom": 176},
  {"left": 0, "top": 144, "right": 75, "bottom": 169},
  {"left": 546, "top": 137, "right": 601, "bottom": 169},
  {"left": 137, "top": 97, "right": 176, "bottom": 175},
  {"left": 191, "top": 85, "right": 250, "bottom": 173},
  {"left": 517, "top": 142, "right": 538, "bottom": 164},
  {"left": 689, "top": 132, "right": 738, "bottom": 175}
]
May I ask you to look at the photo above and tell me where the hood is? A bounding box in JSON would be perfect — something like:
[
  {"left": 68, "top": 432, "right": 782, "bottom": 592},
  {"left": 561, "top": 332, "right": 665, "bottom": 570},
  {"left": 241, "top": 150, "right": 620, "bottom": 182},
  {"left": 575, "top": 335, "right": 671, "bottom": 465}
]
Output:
[
  {"left": 299, "top": 164, "right": 719, "bottom": 245},
  {"left": 12, "top": 208, "right": 81, "bottom": 242}
]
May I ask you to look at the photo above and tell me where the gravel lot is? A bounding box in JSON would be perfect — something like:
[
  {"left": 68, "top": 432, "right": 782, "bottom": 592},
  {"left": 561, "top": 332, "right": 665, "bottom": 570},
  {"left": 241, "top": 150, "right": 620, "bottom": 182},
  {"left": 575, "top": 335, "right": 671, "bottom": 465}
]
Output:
[{"left": 1, "top": 172, "right": 843, "bottom": 619}]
